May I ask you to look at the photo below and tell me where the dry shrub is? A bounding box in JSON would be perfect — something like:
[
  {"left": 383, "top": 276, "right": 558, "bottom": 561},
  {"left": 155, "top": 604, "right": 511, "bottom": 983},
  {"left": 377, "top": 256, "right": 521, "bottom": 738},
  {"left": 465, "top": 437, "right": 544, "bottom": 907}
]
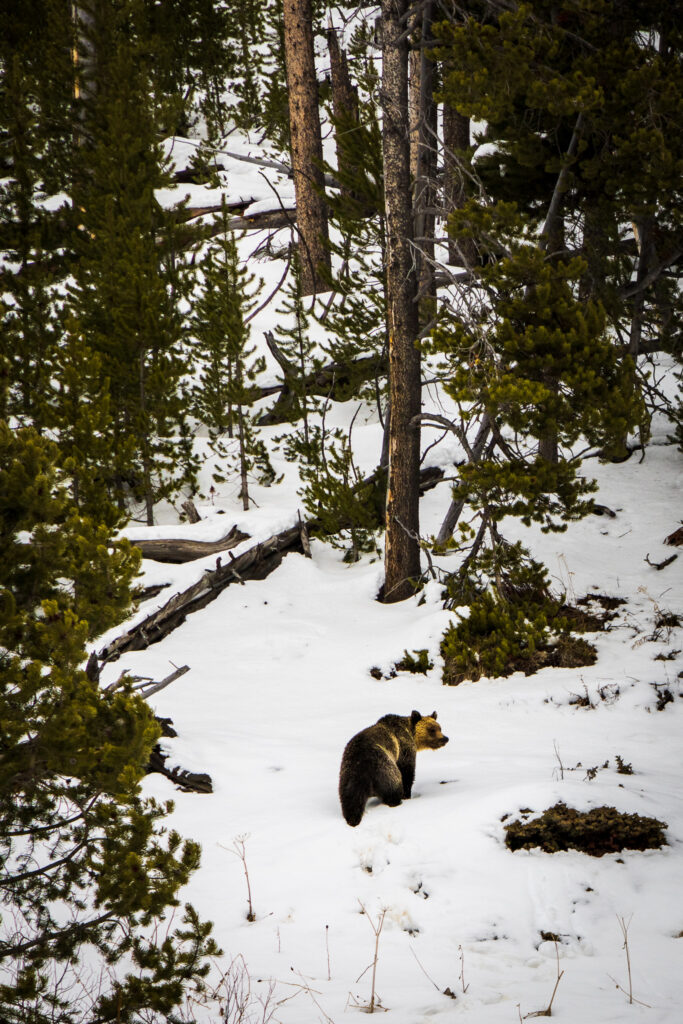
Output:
[{"left": 504, "top": 802, "right": 667, "bottom": 857}]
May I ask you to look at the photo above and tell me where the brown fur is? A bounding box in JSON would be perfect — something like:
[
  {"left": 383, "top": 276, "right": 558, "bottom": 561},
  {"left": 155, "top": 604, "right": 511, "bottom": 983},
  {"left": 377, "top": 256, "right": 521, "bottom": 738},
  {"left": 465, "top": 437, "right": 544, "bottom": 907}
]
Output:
[{"left": 338, "top": 711, "right": 449, "bottom": 826}]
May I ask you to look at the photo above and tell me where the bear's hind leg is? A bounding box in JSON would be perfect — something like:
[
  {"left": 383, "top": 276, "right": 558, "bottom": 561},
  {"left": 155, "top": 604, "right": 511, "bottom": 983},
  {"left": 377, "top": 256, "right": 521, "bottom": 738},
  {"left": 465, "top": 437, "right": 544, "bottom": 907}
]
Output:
[{"left": 375, "top": 762, "right": 404, "bottom": 808}]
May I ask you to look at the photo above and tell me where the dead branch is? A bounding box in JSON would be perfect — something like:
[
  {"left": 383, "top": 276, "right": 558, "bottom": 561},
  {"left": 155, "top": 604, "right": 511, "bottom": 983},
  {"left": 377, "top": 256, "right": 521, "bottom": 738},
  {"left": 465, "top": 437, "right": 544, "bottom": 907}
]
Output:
[
  {"left": 257, "top": 349, "right": 389, "bottom": 425},
  {"left": 132, "top": 524, "right": 249, "bottom": 563},
  {"left": 147, "top": 746, "right": 213, "bottom": 793},
  {"left": 645, "top": 552, "right": 678, "bottom": 571}
]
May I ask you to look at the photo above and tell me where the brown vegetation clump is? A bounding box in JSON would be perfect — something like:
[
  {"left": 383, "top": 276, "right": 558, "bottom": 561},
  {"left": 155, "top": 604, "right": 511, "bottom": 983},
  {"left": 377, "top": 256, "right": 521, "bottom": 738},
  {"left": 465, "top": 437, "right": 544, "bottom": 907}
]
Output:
[{"left": 504, "top": 802, "right": 667, "bottom": 857}]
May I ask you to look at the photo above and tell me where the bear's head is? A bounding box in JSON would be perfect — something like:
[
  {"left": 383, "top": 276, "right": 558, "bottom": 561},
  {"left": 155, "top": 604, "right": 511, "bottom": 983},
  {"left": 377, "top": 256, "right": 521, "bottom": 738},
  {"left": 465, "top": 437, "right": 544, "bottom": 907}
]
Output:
[{"left": 414, "top": 711, "right": 449, "bottom": 750}]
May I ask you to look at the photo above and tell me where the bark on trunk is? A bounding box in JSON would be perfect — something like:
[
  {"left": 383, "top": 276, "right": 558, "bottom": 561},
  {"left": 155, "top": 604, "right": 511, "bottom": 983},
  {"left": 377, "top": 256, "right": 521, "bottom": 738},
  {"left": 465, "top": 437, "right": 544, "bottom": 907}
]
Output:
[
  {"left": 71, "top": 2, "right": 98, "bottom": 142},
  {"left": 327, "top": 25, "right": 360, "bottom": 205},
  {"left": 381, "top": 0, "right": 422, "bottom": 603},
  {"left": 283, "top": 0, "right": 331, "bottom": 296},
  {"left": 443, "top": 104, "right": 475, "bottom": 267},
  {"left": 412, "top": 2, "right": 437, "bottom": 316}
]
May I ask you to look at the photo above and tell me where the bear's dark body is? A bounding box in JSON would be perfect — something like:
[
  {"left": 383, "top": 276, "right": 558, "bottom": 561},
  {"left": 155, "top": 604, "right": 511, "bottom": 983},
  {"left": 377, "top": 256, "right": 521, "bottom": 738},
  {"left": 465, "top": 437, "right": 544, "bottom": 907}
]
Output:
[{"left": 338, "top": 711, "right": 448, "bottom": 826}]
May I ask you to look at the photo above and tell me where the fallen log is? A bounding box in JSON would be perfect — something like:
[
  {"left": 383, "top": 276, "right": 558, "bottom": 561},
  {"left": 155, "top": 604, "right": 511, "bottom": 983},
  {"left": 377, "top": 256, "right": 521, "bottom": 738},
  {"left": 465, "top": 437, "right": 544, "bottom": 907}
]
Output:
[
  {"left": 132, "top": 523, "right": 249, "bottom": 564},
  {"left": 99, "top": 466, "right": 445, "bottom": 663},
  {"left": 99, "top": 524, "right": 304, "bottom": 663}
]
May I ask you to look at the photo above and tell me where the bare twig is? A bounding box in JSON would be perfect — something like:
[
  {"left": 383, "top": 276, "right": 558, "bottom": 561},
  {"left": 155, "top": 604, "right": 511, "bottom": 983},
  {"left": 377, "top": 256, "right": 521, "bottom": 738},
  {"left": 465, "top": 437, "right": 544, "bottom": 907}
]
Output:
[
  {"left": 459, "top": 944, "right": 469, "bottom": 994},
  {"left": 553, "top": 740, "right": 565, "bottom": 781},
  {"left": 408, "top": 947, "right": 441, "bottom": 992},
  {"left": 524, "top": 940, "right": 564, "bottom": 1017},
  {"left": 607, "top": 915, "right": 651, "bottom": 1008},
  {"left": 224, "top": 835, "right": 256, "bottom": 922},
  {"left": 357, "top": 902, "right": 387, "bottom": 1013}
]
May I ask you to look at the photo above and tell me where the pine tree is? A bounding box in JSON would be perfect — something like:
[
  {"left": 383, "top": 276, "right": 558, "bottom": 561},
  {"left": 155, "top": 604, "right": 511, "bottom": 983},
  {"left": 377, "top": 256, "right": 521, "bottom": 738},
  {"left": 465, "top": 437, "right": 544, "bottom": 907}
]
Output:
[
  {"left": 50, "top": 319, "right": 131, "bottom": 528},
  {"left": 435, "top": 0, "right": 682, "bottom": 357},
  {"left": 0, "top": 421, "right": 219, "bottom": 1024},
  {"left": 322, "top": 30, "right": 388, "bottom": 394},
  {"left": 428, "top": 200, "right": 647, "bottom": 534},
  {"left": 426, "top": 0, "right": 667, "bottom": 561},
  {"left": 299, "top": 425, "right": 384, "bottom": 561},
  {"left": 273, "top": 251, "right": 324, "bottom": 460},
  {"left": 190, "top": 205, "right": 274, "bottom": 508},
  {"left": 0, "top": 48, "right": 69, "bottom": 431},
  {"left": 70, "top": 0, "right": 196, "bottom": 524}
]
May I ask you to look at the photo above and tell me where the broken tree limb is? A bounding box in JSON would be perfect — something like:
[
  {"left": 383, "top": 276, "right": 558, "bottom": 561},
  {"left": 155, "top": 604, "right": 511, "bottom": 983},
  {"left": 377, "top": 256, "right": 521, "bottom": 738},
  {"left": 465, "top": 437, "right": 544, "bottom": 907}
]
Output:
[
  {"left": 131, "top": 523, "right": 250, "bottom": 563},
  {"left": 181, "top": 499, "right": 201, "bottom": 523},
  {"left": 645, "top": 552, "right": 678, "bottom": 571},
  {"left": 95, "top": 661, "right": 213, "bottom": 793},
  {"left": 257, "top": 346, "right": 389, "bottom": 425},
  {"left": 101, "top": 664, "right": 190, "bottom": 695}
]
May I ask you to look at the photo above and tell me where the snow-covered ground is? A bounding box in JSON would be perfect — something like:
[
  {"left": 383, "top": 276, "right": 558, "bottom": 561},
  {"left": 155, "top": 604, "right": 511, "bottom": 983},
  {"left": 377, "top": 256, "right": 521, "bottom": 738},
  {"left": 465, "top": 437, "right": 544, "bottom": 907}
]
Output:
[
  {"left": 95, "top": 319, "right": 683, "bottom": 1023},
  {"left": 90, "top": 137, "right": 683, "bottom": 1022}
]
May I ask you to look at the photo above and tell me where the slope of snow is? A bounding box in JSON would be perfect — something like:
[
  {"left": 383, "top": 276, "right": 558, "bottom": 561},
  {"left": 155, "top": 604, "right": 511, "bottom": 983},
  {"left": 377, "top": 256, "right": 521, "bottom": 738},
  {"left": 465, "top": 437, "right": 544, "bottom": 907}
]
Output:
[{"left": 96, "top": 360, "right": 683, "bottom": 1024}]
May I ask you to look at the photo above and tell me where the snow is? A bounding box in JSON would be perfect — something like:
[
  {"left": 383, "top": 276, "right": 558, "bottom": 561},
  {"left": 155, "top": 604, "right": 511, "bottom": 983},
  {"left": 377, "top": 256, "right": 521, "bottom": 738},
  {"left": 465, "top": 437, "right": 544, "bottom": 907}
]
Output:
[
  {"left": 158, "top": 134, "right": 294, "bottom": 215},
  {"left": 95, "top": 350, "right": 683, "bottom": 1022}
]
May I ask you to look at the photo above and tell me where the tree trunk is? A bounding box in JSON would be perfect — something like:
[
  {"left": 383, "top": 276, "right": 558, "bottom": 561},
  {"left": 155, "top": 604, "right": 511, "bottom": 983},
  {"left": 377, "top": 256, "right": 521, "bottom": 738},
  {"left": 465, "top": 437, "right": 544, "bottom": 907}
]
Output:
[
  {"left": 536, "top": 117, "right": 583, "bottom": 466},
  {"left": 443, "top": 103, "right": 475, "bottom": 267},
  {"left": 283, "top": 0, "right": 330, "bottom": 296},
  {"left": 71, "top": 2, "right": 98, "bottom": 140},
  {"left": 381, "top": 0, "right": 422, "bottom": 603},
  {"left": 327, "top": 25, "right": 360, "bottom": 205},
  {"left": 436, "top": 412, "right": 492, "bottom": 546},
  {"left": 412, "top": 2, "right": 437, "bottom": 317}
]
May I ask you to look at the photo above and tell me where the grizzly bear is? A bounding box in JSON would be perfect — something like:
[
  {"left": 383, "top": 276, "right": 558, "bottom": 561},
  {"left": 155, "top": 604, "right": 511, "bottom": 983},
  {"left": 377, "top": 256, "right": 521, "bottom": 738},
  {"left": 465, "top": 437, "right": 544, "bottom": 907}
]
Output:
[{"left": 338, "top": 710, "right": 449, "bottom": 826}]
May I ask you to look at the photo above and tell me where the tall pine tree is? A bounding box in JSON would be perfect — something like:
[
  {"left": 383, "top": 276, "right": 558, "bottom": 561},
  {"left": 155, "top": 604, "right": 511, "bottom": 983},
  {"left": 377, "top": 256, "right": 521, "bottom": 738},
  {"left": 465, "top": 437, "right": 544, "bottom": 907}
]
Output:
[
  {"left": 70, "top": 0, "right": 196, "bottom": 524},
  {"left": 190, "top": 205, "right": 274, "bottom": 508},
  {"left": 0, "top": 422, "right": 219, "bottom": 1024}
]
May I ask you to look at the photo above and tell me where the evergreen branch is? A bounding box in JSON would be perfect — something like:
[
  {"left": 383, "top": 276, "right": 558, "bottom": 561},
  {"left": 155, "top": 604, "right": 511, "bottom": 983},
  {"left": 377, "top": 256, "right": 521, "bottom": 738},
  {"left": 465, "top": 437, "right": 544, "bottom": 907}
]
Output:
[
  {"left": 0, "top": 910, "right": 118, "bottom": 961},
  {"left": 1, "top": 837, "right": 94, "bottom": 886}
]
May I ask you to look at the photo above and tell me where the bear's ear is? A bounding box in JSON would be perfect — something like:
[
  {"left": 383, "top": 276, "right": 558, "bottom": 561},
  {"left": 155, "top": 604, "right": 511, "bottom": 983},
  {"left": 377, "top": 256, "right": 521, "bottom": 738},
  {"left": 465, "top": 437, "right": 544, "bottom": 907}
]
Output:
[
  {"left": 430, "top": 711, "right": 438, "bottom": 719},
  {"left": 410, "top": 710, "right": 422, "bottom": 727}
]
